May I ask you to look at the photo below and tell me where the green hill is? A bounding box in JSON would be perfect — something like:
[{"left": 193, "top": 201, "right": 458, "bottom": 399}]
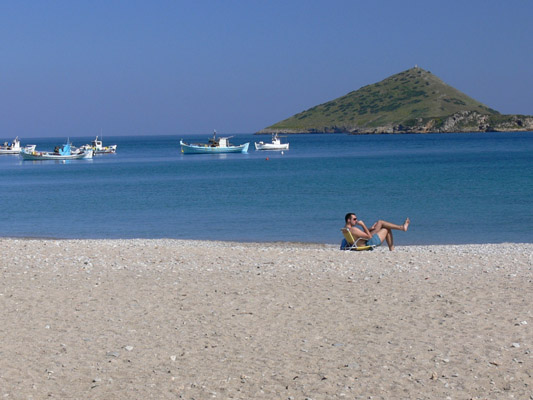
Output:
[{"left": 258, "top": 67, "right": 533, "bottom": 134}]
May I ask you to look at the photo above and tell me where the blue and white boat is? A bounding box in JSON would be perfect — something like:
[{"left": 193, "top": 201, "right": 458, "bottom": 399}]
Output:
[
  {"left": 20, "top": 141, "right": 93, "bottom": 160},
  {"left": 0, "top": 137, "right": 36, "bottom": 154},
  {"left": 180, "top": 131, "right": 249, "bottom": 154}
]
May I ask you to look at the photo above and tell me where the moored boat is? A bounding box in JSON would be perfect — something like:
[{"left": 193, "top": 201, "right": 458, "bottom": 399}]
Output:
[
  {"left": 80, "top": 136, "right": 117, "bottom": 154},
  {"left": 254, "top": 133, "right": 289, "bottom": 151},
  {"left": 0, "top": 137, "right": 36, "bottom": 154},
  {"left": 20, "top": 141, "right": 93, "bottom": 160},
  {"left": 180, "top": 131, "right": 249, "bottom": 154}
]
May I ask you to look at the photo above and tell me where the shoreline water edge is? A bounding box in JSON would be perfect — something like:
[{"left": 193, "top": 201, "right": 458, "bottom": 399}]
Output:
[
  {"left": 1, "top": 238, "right": 531, "bottom": 398},
  {"left": 1, "top": 132, "right": 531, "bottom": 245}
]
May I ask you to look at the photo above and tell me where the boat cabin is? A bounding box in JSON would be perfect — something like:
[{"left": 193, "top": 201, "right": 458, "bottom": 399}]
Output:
[
  {"left": 1, "top": 137, "right": 20, "bottom": 151},
  {"left": 218, "top": 137, "right": 230, "bottom": 148},
  {"left": 208, "top": 135, "right": 231, "bottom": 148},
  {"left": 91, "top": 136, "right": 103, "bottom": 150},
  {"left": 55, "top": 143, "right": 72, "bottom": 156}
]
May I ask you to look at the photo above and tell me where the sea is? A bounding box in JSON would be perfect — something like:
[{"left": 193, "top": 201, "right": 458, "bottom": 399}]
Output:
[{"left": 0, "top": 132, "right": 531, "bottom": 245}]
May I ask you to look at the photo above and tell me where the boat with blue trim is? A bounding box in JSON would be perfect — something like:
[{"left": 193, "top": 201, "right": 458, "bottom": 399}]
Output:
[
  {"left": 0, "top": 137, "right": 36, "bottom": 154},
  {"left": 180, "top": 131, "right": 249, "bottom": 154},
  {"left": 20, "top": 141, "right": 93, "bottom": 160}
]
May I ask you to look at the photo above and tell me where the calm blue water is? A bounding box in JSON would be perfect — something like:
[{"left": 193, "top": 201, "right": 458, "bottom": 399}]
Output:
[{"left": 0, "top": 132, "right": 531, "bottom": 245}]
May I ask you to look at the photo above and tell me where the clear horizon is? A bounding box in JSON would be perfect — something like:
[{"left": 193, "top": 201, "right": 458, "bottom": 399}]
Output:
[{"left": 1, "top": 0, "right": 532, "bottom": 137}]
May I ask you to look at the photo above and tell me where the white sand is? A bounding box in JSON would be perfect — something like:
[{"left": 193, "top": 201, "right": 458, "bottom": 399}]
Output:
[{"left": 1, "top": 239, "right": 531, "bottom": 399}]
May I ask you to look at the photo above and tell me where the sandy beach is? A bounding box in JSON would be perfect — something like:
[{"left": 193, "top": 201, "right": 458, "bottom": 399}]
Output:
[{"left": 1, "top": 239, "right": 531, "bottom": 399}]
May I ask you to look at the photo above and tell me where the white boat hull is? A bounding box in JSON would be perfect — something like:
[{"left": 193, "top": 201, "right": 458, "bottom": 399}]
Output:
[
  {"left": 94, "top": 146, "right": 117, "bottom": 154},
  {"left": 0, "top": 149, "right": 21, "bottom": 154},
  {"left": 20, "top": 149, "right": 94, "bottom": 160},
  {"left": 254, "top": 142, "right": 289, "bottom": 150},
  {"left": 180, "top": 140, "right": 249, "bottom": 154},
  {"left": 0, "top": 138, "right": 35, "bottom": 154},
  {"left": 81, "top": 137, "right": 117, "bottom": 154}
]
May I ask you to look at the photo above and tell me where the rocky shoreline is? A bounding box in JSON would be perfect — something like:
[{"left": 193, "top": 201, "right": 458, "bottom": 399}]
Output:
[{"left": 257, "top": 112, "right": 533, "bottom": 134}]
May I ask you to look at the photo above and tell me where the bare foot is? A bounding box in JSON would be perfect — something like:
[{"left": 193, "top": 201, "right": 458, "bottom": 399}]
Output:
[
  {"left": 389, "top": 245, "right": 395, "bottom": 251},
  {"left": 403, "top": 218, "right": 410, "bottom": 232}
]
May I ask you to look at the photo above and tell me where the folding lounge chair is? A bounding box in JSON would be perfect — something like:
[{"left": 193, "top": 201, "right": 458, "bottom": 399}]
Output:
[{"left": 340, "top": 228, "right": 376, "bottom": 251}]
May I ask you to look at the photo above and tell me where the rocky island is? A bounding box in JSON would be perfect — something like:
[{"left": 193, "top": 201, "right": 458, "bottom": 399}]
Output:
[{"left": 258, "top": 67, "right": 533, "bottom": 134}]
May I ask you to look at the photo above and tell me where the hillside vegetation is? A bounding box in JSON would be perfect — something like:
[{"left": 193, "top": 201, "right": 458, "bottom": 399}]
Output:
[{"left": 258, "top": 67, "right": 533, "bottom": 134}]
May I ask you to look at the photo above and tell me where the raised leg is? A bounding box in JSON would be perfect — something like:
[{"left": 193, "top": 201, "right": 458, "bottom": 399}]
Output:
[
  {"left": 371, "top": 218, "right": 410, "bottom": 234},
  {"left": 373, "top": 218, "right": 410, "bottom": 251}
]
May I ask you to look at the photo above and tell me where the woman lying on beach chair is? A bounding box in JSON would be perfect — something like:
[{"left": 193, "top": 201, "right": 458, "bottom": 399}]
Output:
[{"left": 341, "top": 213, "right": 410, "bottom": 251}]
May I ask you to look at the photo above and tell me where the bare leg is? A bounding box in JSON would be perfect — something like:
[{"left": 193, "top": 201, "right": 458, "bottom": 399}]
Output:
[
  {"left": 371, "top": 218, "right": 410, "bottom": 234},
  {"left": 386, "top": 230, "right": 394, "bottom": 251},
  {"left": 374, "top": 219, "right": 410, "bottom": 251},
  {"left": 375, "top": 228, "right": 390, "bottom": 249}
]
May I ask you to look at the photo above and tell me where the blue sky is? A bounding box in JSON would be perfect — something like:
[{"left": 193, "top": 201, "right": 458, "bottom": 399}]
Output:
[{"left": 1, "top": 0, "right": 532, "bottom": 137}]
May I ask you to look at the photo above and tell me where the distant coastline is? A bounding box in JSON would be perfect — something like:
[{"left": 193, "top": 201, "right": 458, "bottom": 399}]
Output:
[
  {"left": 257, "top": 111, "right": 533, "bottom": 135},
  {"left": 257, "top": 111, "right": 533, "bottom": 134}
]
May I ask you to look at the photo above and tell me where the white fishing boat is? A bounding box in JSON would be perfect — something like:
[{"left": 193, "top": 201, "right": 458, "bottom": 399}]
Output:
[
  {"left": 0, "top": 137, "right": 36, "bottom": 154},
  {"left": 254, "top": 133, "right": 289, "bottom": 151},
  {"left": 20, "top": 141, "right": 93, "bottom": 160},
  {"left": 80, "top": 136, "right": 117, "bottom": 154},
  {"left": 180, "top": 131, "right": 249, "bottom": 154}
]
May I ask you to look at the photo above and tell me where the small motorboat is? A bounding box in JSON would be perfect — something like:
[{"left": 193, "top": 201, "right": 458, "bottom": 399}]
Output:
[
  {"left": 254, "top": 133, "right": 289, "bottom": 151},
  {"left": 180, "top": 131, "right": 249, "bottom": 154},
  {"left": 0, "top": 137, "right": 36, "bottom": 154},
  {"left": 80, "top": 136, "right": 117, "bottom": 154},
  {"left": 20, "top": 141, "right": 93, "bottom": 160}
]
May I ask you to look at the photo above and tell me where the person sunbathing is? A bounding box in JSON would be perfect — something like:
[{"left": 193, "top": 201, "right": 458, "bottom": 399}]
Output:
[{"left": 344, "top": 213, "right": 410, "bottom": 251}]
